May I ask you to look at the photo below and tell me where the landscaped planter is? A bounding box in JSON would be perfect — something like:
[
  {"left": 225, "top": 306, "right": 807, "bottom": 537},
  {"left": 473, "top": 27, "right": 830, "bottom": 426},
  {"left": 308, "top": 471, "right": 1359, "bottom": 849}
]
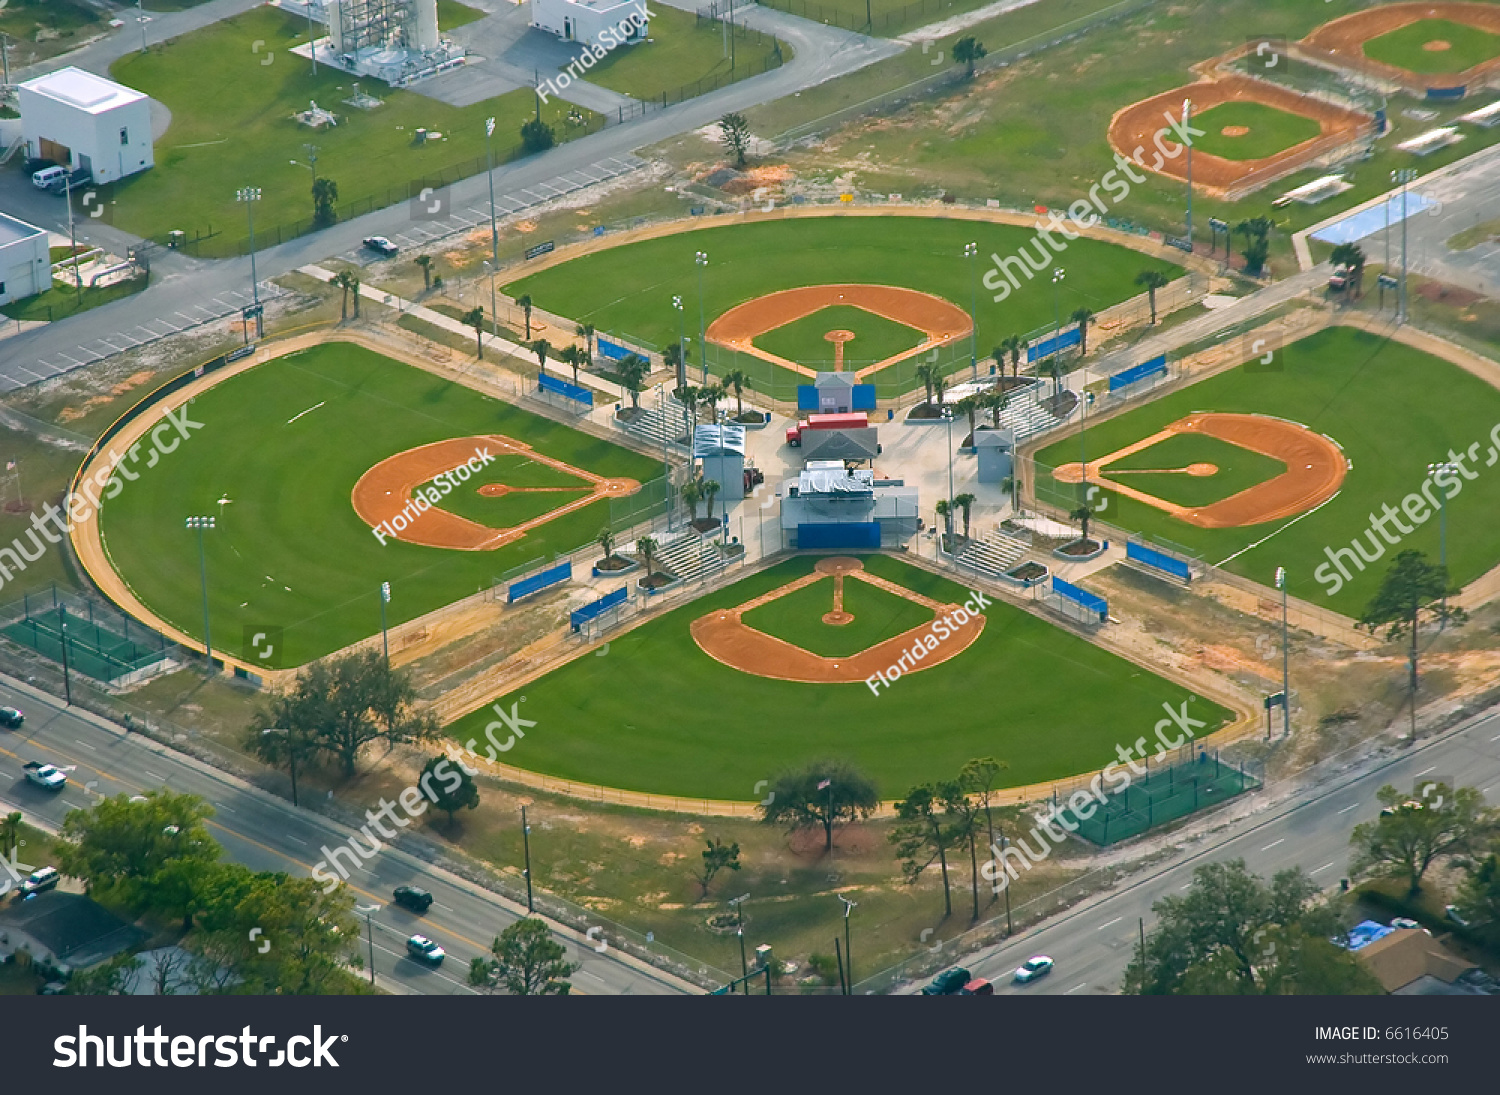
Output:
[
  {"left": 639, "top": 573, "right": 683, "bottom": 596},
  {"left": 1002, "top": 561, "right": 1049, "bottom": 588},
  {"left": 904, "top": 406, "right": 954, "bottom": 425},
  {"left": 1053, "top": 538, "right": 1108, "bottom": 562},
  {"left": 735, "top": 411, "right": 769, "bottom": 430},
  {"left": 593, "top": 555, "right": 640, "bottom": 578}
]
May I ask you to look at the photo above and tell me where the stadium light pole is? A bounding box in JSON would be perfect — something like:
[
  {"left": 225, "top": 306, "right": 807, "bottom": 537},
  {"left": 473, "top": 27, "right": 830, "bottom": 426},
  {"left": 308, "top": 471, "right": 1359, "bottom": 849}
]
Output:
[
  {"left": 671, "top": 295, "right": 686, "bottom": 389},
  {"left": 521, "top": 805, "right": 534, "bottom": 912},
  {"left": 261, "top": 728, "right": 299, "bottom": 806},
  {"left": 57, "top": 605, "right": 71, "bottom": 706},
  {"left": 1392, "top": 168, "right": 1417, "bottom": 323},
  {"left": 964, "top": 241, "right": 978, "bottom": 378},
  {"left": 485, "top": 117, "right": 500, "bottom": 335},
  {"left": 942, "top": 407, "right": 955, "bottom": 544},
  {"left": 695, "top": 251, "right": 709, "bottom": 383},
  {"left": 839, "top": 895, "right": 857, "bottom": 996},
  {"left": 380, "top": 581, "right": 391, "bottom": 664},
  {"left": 1050, "top": 267, "right": 1065, "bottom": 361},
  {"left": 236, "top": 187, "right": 262, "bottom": 339},
  {"left": 1183, "top": 98, "right": 1193, "bottom": 249},
  {"left": 185, "top": 516, "right": 215, "bottom": 667},
  {"left": 1427, "top": 461, "right": 1457, "bottom": 629},
  {"left": 1275, "top": 566, "right": 1289, "bottom": 740}
]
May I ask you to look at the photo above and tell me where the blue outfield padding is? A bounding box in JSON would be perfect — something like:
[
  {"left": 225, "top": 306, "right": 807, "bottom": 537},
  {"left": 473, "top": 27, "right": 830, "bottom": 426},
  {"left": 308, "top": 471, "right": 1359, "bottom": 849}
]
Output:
[
  {"left": 851, "top": 384, "right": 877, "bottom": 411},
  {"left": 1427, "top": 86, "right": 1465, "bottom": 101},
  {"left": 1051, "top": 576, "right": 1107, "bottom": 622},
  {"left": 597, "top": 336, "right": 631, "bottom": 361},
  {"left": 1110, "top": 355, "right": 1167, "bottom": 392},
  {"left": 509, "top": 561, "right": 571, "bottom": 603},
  {"left": 1027, "top": 327, "right": 1081, "bottom": 363},
  {"left": 797, "top": 385, "right": 819, "bottom": 411},
  {"left": 798, "top": 522, "right": 880, "bottom": 549},
  {"left": 538, "top": 372, "right": 592, "bottom": 407},
  {"left": 571, "top": 585, "right": 628, "bottom": 630},
  {"left": 1127, "top": 541, "right": 1191, "bottom": 582}
]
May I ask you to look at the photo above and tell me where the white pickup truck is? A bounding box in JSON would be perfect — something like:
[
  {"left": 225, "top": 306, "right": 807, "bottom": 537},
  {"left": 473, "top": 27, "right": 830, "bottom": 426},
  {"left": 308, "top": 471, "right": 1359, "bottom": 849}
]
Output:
[{"left": 22, "top": 761, "right": 66, "bottom": 792}]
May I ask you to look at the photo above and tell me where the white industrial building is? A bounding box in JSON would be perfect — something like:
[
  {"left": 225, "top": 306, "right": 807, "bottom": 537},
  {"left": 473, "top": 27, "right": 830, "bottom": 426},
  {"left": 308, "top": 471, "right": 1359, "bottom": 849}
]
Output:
[
  {"left": 18, "top": 67, "right": 154, "bottom": 185},
  {"left": 530, "top": 0, "right": 651, "bottom": 49},
  {"left": 0, "top": 213, "right": 51, "bottom": 308},
  {"left": 317, "top": 0, "right": 464, "bottom": 86}
]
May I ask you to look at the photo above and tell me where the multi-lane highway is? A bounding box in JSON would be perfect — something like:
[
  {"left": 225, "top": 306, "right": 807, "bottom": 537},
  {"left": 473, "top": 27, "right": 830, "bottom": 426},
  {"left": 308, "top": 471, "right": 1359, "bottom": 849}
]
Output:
[{"left": 0, "top": 674, "right": 693, "bottom": 996}]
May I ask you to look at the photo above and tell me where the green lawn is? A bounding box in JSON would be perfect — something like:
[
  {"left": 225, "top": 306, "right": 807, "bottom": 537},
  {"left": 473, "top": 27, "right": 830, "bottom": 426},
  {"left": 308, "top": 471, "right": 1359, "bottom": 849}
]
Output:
[
  {"left": 579, "top": 5, "right": 789, "bottom": 101},
  {"left": 505, "top": 216, "right": 1180, "bottom": 400},
  {"left": 1362, "top": 18, "right": 1500, "bottom": 75},
  {"left": 753, "top": 304, "right": 926, "bottom": 370},
  {"left": 0, "top": 277, "right": 149, "bottom": 323},
  {"left": 758, "top": 0, "right": 1005, "bottom": 38},
  {"left": 98, "top": 342, "right": 661, "bottom": 666},
  {"left": 1036, "top": 326, "right": 1500, "bottom": 615},
  {"left": 1103, "top": 432, "right": 1286, "bottom": 509},
  {"left": 104, "top": 8, "right": 598, "bottom": 252},
  {"left": 0, "top": 0, "right": 104, "bottom": 62},
  {"left": 435, "top": 0, "right": 488, "bottom": 30},
  {"left": 447, "top": 553, "right": 1232, "bottom": 799},
  {"left": 1189, "top": 101, "right": 1323, "bottom": 162},
  {"left": 741, "top": 573, "right": 933, "bottom": 657}
]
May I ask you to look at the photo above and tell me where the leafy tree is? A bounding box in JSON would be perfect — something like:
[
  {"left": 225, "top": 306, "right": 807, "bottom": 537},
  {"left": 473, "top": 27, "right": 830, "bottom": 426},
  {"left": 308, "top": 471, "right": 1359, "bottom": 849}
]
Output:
[
  {"left": 517, "top": 294, "right": 534, "bottom": 339},
  {"left": 722, "top": 368, "right": 752, "bottom": 418},
  {"left": 1123, "top": 860, "right": 1381, "bottom": 995},
  {"left": 67, "top": 953, "right": 143, "bottom": 996},
  {"left": 959, "top": 757, "right": 1021, "bottom": 910},
  {"left": 332, "top": 269, "right": 360, "bottom": 320},
  {"left": 616, "top": 352, "right": 650, "bottom": 410},
  {"left": 1330, "top": 241, "right": 1367, "bottom": 298},
  {"left": 890, "top": 783, "right": 962, "bottom": 919},
  {"left": 1135, "top": 269, "right": 1169, "bottom": 324},
  {"left": 941, "top": 780, "right": 986, "bottom": 921},
  {"left": 1456, "top": 846, "right": 1500, "bottom": 947},
  {"left": 953, "top": 492, "right": 975, "bottom": 541},
  {"left": 311, "top": 176, "right": 339, "bottom": 227},
  {"left": 719, "top": 111, "right": 752, "bottom": 167},
  {"left": 414, "top": 254, "right": 433, "bottom": 291},
  {"left": 462, "top": 306, "right": 486, "bottom": 358},
  {"left": 1070, "top": 307, "right": 1097, "bottom": 357},
  {"left": 470, "top": 918, "right": 579, "bottom": 995},
  {"left": 953, "top": 35, "right": 986, "bottom": 77},
  {"left": 693, "top": 838, "right": 741, "bottom": 899},
  {"left": 0, "top": 811, "right": 20, "bottom": 857},
  {"left": 520, "top": 117, "right": 555, "bottom": 153},
  {"left": 1358, "top": 550, "right": 1465, "bottom": 731},
  {"left": 56, "top": 790, "right": 220, "bottom": 922},
  {"left": 1350, "top": 783, "right": 1496, "bottom": 896},
  {"left": 759, "top": 759, "right": 879, "bottom": 853},
  {"left": 247, "top": 649, "right": 440, "bottom": 778},
  {"left": 531, "top": 337, "right": 552, "bottom": 376},
  {"left": 421, "top": 754, "right": 480, "bottom": 827}
]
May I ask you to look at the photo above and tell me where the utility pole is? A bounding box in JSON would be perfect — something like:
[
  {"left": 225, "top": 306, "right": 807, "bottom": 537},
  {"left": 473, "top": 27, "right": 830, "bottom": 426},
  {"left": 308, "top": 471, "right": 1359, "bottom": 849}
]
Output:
[
  {"left": 0, "top": 32, "right": 12, "bottom": 90},
  {"left": 964, "top": 241, "right": 978, "bottom": 378},
  {"left": 839, "top": 895, "right": 857, "bottom": 995},
  {"left": 521, "top": 805, "right": 534, "bottom": 912},
  {"left": 57, "top": 605, "right": 71, "bottom": 706},
  {"left": 1275, "top": 567, "right": 1289, "bottom": 739},
  {"left": 380, "top": 581, "right": 391, "bottom": 664},
  {"left": 1427, "top": 462, "right": 1456, "bottom": 629},
  {"left": 63, "top": 174, "right": 83, "bottom": 306},
  {"left": 1183, "top": 98, "right": 1193, "bottom": 249},
  {"left": 695, "top": 252, "right": 709, "bottom": 383},
  {"left": 485, "top": 117, "right": 500, "bottom": 336}
]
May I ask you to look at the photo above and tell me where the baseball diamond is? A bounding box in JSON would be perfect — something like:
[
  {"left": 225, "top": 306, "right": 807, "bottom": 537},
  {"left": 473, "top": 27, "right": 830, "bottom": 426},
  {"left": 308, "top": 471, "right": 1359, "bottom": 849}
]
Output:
[{"left": 1302, "top": 2, "right": 1500, "bottom": 94}]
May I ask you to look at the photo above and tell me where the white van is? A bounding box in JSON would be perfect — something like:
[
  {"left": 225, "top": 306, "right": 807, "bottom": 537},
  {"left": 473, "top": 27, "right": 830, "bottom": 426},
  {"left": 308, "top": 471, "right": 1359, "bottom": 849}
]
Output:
[{"left": 31, "top": 165, "right": 67, "bottom": 190}]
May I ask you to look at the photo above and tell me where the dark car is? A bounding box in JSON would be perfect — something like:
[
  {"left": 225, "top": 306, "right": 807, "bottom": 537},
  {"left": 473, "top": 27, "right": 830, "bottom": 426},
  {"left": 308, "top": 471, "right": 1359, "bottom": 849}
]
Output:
[
  {"left": 406, "top": 935, "right": 445, "bottom": 965},
  {"left": 362, "top": 236, "right": 398, "bottom": 257},
  {"left": 0, "top": 707, "right": 22, "bottom": 729},
  {"left": 393, "top": 885, "right": 433, "bottom": 913},
  {"left": 920, "top": 967, "right": 972, "bottom": 995}
]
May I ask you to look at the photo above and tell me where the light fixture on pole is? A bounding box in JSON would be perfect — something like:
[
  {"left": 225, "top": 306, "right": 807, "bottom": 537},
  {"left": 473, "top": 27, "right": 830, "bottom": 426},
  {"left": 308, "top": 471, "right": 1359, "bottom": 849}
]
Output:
[
  {"left": 695, "top": 251, "right": 709, "bottom": 384},
  {"left": 380, "top": 581, "right": 391, "bottom": 663},
  {"left": 235, "top": 187, "right": 263, "bottom": 339},
  {"left": 1391, "top": 168, "right": 1417, "bottom": 323},
  {"left": 261, "top": 728, "right": 300, "bottom": 806},
  {"left": 185, "top": 516, "right": 216, "bottom": 666},
  {"left": 728, "top": 892, "right": 750, "bottom": 993},
  {"left": 1274, "top": 566, "right": 1289, "bottom": 740},
  {"left": 964, "top": 241, "right": 978, "bottom": 378},
  {"left": 838, "top": 895, "right": 857, "bottom": 995},
  {"left": 485, "top": 117, "right": 500, "bottom": 336},
  {"left": 942, "top": 407, "right": 955, "bottom": 544},
  {"left": 1050, "top": 267, "right": 1066, "bottom": 366},
  {"left": 1427, "top": 461, "right": 1457, "bottom": 628},
  {"left": 671, "top": 294, "right": 687, "bottom": 388}
]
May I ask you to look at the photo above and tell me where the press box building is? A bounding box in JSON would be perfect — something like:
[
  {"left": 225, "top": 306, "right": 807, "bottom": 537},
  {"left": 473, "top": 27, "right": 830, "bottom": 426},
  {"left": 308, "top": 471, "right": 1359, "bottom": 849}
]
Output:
[{"left": 18, "top": 67, "right": 155, "bottom": 185}]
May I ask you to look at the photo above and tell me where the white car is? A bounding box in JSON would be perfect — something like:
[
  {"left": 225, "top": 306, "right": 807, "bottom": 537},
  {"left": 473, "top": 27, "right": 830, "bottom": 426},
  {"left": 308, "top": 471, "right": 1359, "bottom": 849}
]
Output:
[
  {"left": 406, "top": 934, "right": 445, "bottom": 965},
  {"left": 1013, "top": 955, "right": 1054, "bottom": 983}
]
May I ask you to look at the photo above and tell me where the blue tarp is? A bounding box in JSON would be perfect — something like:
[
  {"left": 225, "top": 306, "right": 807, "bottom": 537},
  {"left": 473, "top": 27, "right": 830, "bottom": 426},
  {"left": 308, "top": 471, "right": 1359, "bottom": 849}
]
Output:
[
  {"left": 1051, "top": 577, "right": 1107, "bottom": 622},
  {"left": 538, "top": 372, "right": 592, "bottom": 406},
  {"left": 509, "top": 561, "right": 571, "bottom": 603},
  {"left": 571, "top": 586, "right": 628, "bottom": 631},
  {"left": 1110, "top": 355, "right": 1167, "bottom": 392},
  {"left": 1127, "top": 541, "right": 1191, "bottom": 582},
  {"left": 1027, "top": 326, "right": 1081, "bottom": 363}
]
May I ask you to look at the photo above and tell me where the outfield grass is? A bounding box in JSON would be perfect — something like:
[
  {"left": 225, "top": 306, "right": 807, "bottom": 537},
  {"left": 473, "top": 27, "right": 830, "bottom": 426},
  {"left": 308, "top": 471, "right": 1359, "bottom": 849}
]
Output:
[
  {"left": 105, "top": 8, "right": 597, "bottom": 248},
  {"left": 1103, "top": 432, "right": 1286, "bottom": 509},
  {"left": 741, "top": 574, "right": 933, "bottom": 657},
  {"left": 422, "top": 453, "right": 594, "bottom": 528},
  {"left": 1036, "top": 326, "right": 1500, "bottom": 614},
  {"left": 753, "top": 304, "right": 926, "bottom": 370},
  {"left": 98, "top": 342, "right": 661, "bottom": 665},
  {"left": 579, "top": 5, "right": 789, "bottom": 101},
  {"left": 1362, "top": 18, "right": 1500, "bottom": 75},
  {"left": 447, "top": 553, "right": 1231, "bottom": 799},
  {"left": 505, "top": 216, "right": 1180, "bottom": 399},
  {"left": 1189, "top": 101, "right": 1323, "bottom": 162}
]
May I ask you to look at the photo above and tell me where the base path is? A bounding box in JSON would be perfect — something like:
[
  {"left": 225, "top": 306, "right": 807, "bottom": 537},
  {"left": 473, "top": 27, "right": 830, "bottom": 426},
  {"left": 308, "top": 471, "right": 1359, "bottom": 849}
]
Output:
[
  {"left": 706, "top": 284, "right": 971, "bottom": 379},
  {"left": 690, "top": 556, "right": 984, "bottom": 682},
  {"left": 351, "top": 435, "right": 638, "bottom": 551},
  {"left": 1054, "top": 412, "right": 1347, "bottom": 528}
]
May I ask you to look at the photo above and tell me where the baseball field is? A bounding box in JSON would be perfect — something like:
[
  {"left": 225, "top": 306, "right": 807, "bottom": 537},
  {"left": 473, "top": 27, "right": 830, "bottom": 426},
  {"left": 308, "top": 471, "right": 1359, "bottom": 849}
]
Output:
[
  {"left": 1035, "top": 325, "right": 1500, "bottom": 614},
  {"left": 94, "top": 341, "right": 660, "bottom": 667},
  {"left": 503, "top": 216, "right": 1182, "bottom": 398},
  {"left": 448, "top": 552, "right": 1232, "bottom": 801}
]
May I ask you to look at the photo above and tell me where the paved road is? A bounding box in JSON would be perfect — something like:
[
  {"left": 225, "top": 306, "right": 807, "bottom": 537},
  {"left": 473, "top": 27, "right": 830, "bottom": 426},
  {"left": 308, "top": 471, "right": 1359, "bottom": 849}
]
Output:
[
  {"left": 0, "top": 674, "right": 692, "bottom": 996},
  {"left": 943, "top": 706, "right": 1500, "bottom": 996}
]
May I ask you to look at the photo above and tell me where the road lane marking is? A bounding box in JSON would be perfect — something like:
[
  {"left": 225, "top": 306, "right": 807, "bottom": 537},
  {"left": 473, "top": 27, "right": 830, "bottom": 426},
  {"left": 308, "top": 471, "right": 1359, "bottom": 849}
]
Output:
[
  {"left": 217, "top": 803, "right": 235, "bottom": 813},
  {"left": 1311, "top": 862, "right": 1336, "bottom": 875},
  {"left": 1490, "top": 733, "right": 1500, "bottom": 742},
  {"left": 1338, "top": 802, "right": 1359, "bottom": 814},
  {"left": 143, "top": 770, "right": 166, "bottom": 782},
  {"left": 1261, "top": 838, "right": 1284, "bottom": 851},
  {"left": 1415, "top": 765, "right": 1435, "bottom": 778},
  {"left": 1066, "top": 983, "right": 1088, "bottom": 994},
  {"left": 433, "top": 902, "right": 454, "bottom": 912},
  {"left": 74, "top": 740, "right": 96, "bottom": 751},
  {"left": 1098, "top": 916, "right": 1122, "bottom": 930},
  {"left": 286, "top": 835, "right": 309, "bottom": 846}
]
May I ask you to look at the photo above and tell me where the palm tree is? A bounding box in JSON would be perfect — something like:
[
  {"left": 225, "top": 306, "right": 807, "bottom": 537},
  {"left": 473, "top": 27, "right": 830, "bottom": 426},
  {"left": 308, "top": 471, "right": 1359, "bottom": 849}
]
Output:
[
  {"left": 1070, "top": 307, "right": 1097, "bottom": 358},
  {"left": 332, "top": 270, "right": 360, "bottom": 320},
  {"left": 915, "top": 361, "right": 940, "bottom": 407},
  {"left": 636, "top": 535, "right": 658, "bottom": 577},
  {"left": 1330, "top": 242, "right": 1367, "bottom": 299},
  {"left": 532, "top": 338, "right": 552, "bottom": 376},
  {"left": 311, "top": 176, "right": 339, "bottom": 227},
  {"left": 722, "top": 368, "right": 752, "bottom": 419},
  {"left": 597, "top": 526, "right": 616, "bottom": 563},
  {"left": 462, "top": 306, "right": 485, "bottom": 358},
  {"left": 517, "top": 294, "right": 534, "bottom": 339},
  {"left": 0, "top": 811, "right": 21, "bottom": 856},
  {"left": 954, "top": 393, "right": 982, "bottom": 444},
  {"left": 617, "top": 353, "right": 649, "bottom": 410},
  {"left": 700, "top": 382, "right": 725, "bottom": 424},
  {"left": 559, "top": 344, "right": 582, "bottom": 385},
  {"left": 678, "top": 385, "right": 700, "bottom": 430},
  {"left": 1135, "top": 269, "right": 1169, "bottom": 325},
  {"left": 999, "top": 334, "right": 1026, "bottom": 381},
  {"left": 984, "top": 387, "right": 1009, "bottom": 428},
  {"left": 575, "top": 322, "right": 595, "bottom": 356},
  {"left": 935, "top": 498, "right": 953, "bottom": 539},
  {"left": 1047, "top": 357, "right": 1065, "bottom": 399},
  {"left": 680, "top": 476, "right": 704, "bottom": 522},
  {"left": 953, "top": 492, "right": 976, "bottom": 541},
  {"left": 702, "top": 479, "right": 722, "bottom": 524},
  {"left": 1071, "top": 502, "right": 1095, "bottom": 543},
  {"left": 415, "top": 254, "right": 433, "bottom": 292},
  {"left": 932, "top": 370, "right": 947, "bottom": 409},
  {"left": 665, "top": 342, "right": 685, "bottom": 389}
]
